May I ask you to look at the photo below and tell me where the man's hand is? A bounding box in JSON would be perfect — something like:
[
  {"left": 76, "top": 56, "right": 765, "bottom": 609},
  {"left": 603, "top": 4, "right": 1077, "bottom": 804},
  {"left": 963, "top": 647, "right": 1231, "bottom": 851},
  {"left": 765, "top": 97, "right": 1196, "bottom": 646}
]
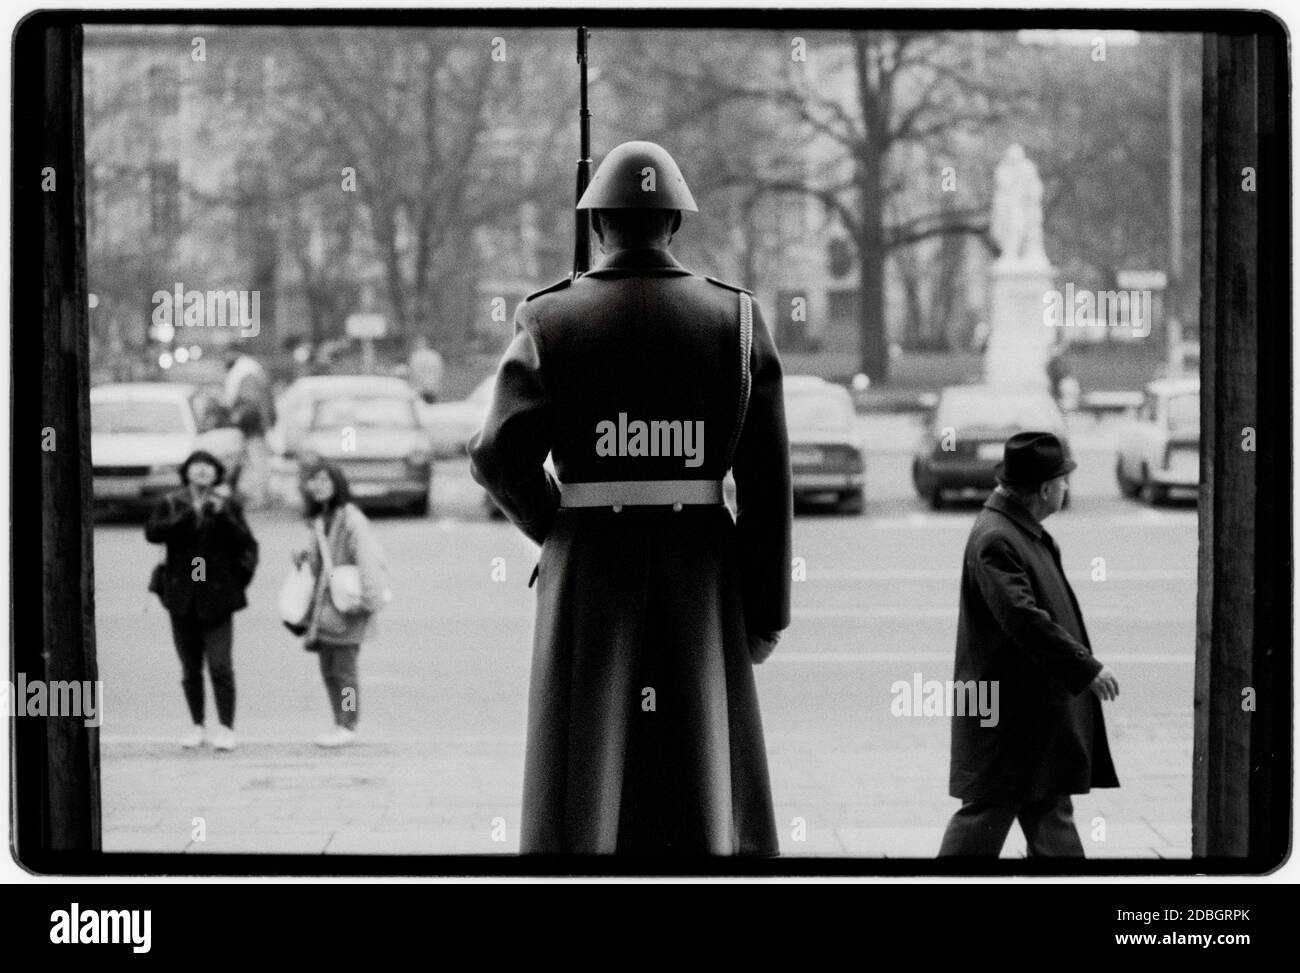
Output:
[
  {"left": 748, "top": 631, "right": 780, "bottom": 665},
  {"left": 1089, "top": 666, "right": 1120, "bottom": 701}
]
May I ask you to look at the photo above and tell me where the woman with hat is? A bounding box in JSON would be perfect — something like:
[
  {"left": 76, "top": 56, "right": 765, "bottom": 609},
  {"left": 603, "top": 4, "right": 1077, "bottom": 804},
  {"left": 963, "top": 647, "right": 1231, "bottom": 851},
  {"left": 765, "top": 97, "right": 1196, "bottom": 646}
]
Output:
[{"left": 145, "top": 450, "right": 259, "bottom": 751}]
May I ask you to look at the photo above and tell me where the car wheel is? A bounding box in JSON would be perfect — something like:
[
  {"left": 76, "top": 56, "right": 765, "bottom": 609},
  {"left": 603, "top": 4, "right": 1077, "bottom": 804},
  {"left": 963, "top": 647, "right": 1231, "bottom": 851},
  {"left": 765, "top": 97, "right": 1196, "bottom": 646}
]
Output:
[
  {"left": 914, "top": 461, "right": 941, "bottom": 509},
  {"left": 838, "top": 490, "right": 864, "bottom": 515},
  {"left": 1139, "top": 465, "right": 1167, "bottom": 506},
  {"left": 409, "top": 492, "right": 430, "bottom": 517},
  {"left": 1116, "top": 458, "right": 1140, "bottom": 499}
]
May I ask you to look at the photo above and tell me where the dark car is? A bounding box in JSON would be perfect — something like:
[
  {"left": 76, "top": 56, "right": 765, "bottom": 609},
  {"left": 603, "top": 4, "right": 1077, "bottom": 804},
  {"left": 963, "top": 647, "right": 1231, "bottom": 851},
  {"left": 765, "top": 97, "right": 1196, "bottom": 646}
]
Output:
[
  {"left": 273, "top": 376, "right": 435, "bottom": 516},
  {"left": 784, "top": 376, "right": 865, "bottom": 513},
  {"left": 912, "top": 384, "right": 1070, "bottom": 509}
]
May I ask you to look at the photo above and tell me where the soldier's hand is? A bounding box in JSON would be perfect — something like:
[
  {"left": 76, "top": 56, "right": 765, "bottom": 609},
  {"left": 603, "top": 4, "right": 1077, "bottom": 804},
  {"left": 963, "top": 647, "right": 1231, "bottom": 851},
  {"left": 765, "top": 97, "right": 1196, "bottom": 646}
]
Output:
[
  {"left": 1089, "top": 666, "right": 1120, "bottom": 701},
  {"left": 748, "top": 631, "right": 780, "bottom": 665}
]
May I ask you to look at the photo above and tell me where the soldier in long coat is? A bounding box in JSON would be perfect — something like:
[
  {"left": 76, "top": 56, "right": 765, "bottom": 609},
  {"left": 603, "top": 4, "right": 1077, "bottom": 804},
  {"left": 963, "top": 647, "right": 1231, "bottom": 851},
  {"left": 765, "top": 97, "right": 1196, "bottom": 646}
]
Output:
[
  {"left": 939, "top": 432, "right": 1120, "bottom": 856},
  {"left": 469, "top": 141, "right": 792, "bottom": 855}
]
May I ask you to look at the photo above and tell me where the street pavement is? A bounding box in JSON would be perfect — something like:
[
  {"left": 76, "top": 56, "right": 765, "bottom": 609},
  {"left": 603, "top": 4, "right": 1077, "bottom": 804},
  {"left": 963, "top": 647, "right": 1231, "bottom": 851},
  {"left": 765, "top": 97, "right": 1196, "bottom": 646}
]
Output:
[{"left": 93, "top": 413, "right": 1196, "bottom": 859}]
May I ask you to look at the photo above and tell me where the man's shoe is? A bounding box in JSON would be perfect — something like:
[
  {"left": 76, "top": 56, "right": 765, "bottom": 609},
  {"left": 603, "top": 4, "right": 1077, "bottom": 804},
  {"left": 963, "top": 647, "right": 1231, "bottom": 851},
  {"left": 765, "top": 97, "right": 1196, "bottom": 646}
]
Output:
[
  {"left": 315, "top": 727, "right": 356, "bottom": 749},
  {"left": 210, "top": 725, "right": 237, "bottom": 751},
  {"left": 180, "top": 724, "right": 206, "bottom": 749}
]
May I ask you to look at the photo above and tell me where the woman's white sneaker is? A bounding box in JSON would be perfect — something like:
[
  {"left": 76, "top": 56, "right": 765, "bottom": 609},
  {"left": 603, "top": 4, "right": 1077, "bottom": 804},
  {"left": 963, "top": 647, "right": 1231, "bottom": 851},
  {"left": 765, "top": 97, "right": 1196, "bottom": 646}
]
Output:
[
  {"left": 315, "top": 727, "right": 356, "bottom": 748},
  {"left": 210, "top": 726, "right": 237, "bottom": 751},
  {"left": 180, "top": 725, "right": 206, "bottom": 749}
]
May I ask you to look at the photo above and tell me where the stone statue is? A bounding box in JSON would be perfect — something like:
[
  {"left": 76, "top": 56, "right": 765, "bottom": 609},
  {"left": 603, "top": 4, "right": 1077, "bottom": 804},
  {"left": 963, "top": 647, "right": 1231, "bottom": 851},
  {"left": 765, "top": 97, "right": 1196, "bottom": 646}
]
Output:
[{"left": 990, "top": 144, "right": 1048, "bottom": 267}]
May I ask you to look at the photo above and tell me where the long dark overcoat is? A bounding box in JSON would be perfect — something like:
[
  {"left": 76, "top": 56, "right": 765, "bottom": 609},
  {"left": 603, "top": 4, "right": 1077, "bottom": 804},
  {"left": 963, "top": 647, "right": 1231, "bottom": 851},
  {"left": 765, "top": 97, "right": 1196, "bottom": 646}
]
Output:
[
  {"left": 949, "top": 490, "right": 1119, "bottom": 802},
  {"left": 469, "top": 246, "right": 792, "bottom": 855}
]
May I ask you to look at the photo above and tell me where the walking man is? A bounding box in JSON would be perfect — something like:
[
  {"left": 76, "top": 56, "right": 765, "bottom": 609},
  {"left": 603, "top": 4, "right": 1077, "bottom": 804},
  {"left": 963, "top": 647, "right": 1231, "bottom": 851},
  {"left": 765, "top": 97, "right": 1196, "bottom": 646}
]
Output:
[
  {"left": 470, "top": 140, "right": 792, "bottom": 855},
  {"left": 223, "top": 348, "right": 276, "bottom": 508},
  {"left": 939, "top": 432, "right": 1120, "bottom": 857}
]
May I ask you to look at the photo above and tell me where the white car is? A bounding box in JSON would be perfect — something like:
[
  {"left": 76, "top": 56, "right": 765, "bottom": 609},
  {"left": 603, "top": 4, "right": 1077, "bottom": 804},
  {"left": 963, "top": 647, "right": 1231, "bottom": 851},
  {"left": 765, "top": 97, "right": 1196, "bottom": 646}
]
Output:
[
  {"left": 1115, "top": 377, "right": 1200, "bottom": 503},
  {"left": 418, "top": 375, "right": 560, "bottom": 519},
  {"left": 91, "top": 383, "right": 244, "bottom": 515},
  {"left": 419, "top": 375, "right": 496, "bottom": 459}
]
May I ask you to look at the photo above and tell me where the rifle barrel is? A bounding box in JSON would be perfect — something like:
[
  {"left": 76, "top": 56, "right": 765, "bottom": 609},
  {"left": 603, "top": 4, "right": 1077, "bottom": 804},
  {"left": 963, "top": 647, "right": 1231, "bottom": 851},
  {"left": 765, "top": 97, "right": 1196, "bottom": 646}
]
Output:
[{"left": 573, "top": 27, "right": 592, "bottom": 278}]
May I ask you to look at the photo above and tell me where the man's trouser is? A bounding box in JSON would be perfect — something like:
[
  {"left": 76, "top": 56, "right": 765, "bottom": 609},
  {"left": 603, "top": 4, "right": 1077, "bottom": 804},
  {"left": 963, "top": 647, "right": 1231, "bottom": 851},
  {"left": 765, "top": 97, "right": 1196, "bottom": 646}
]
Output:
[{"left": 938, "top": 794, "right": 1085, "bottom": 857}]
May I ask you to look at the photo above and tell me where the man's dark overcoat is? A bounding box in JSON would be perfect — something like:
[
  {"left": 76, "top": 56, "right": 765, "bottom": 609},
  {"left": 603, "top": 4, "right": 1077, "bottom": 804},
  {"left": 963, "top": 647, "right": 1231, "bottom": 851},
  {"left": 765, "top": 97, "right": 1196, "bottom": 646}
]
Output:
[
  {"left": 950, "top": 490, "right": 1119, "bottom": 803},
  {"left": 469, "top": 247, "right": 792, "bottom": 855}
]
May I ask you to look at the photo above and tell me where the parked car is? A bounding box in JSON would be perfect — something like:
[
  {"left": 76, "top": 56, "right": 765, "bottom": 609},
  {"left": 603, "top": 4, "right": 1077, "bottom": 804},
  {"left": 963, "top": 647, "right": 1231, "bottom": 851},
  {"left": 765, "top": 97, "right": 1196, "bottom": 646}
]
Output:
[
  {"left": 912, "top": 384, "right": 1070, "bottom": 509},
  {"left": 1115, "top": 377, "right": 1200, "bottom": 504},
  {"left": 783, "top": 376, "right": 865, "bottom": 513},
  {"left": 270, "top": 375, "right": 434, "bottom": 516},
  {"left": 419, "top": 375, "right": 495, "bottom": 459},
  {"left": 91, "top": 383, "right": 244, "bottom": 516}
]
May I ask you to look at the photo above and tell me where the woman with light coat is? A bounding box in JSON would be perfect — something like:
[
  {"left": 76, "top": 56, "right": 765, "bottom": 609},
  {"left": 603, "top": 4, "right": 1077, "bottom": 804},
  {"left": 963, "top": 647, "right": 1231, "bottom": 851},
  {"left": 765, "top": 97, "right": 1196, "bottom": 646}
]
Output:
[{"left": 293, "top": 459, "right": 389, "bottom": 748}]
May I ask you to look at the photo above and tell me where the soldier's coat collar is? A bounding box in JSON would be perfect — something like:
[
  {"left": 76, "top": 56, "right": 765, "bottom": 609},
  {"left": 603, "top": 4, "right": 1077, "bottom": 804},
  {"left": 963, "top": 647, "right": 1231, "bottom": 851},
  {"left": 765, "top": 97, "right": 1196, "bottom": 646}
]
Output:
[
  {"left": 984, "top": 489, "right": 1044, "bottom": 539},
  {"left": 584, "top": 247, "right": 692, "bottom": 277}
]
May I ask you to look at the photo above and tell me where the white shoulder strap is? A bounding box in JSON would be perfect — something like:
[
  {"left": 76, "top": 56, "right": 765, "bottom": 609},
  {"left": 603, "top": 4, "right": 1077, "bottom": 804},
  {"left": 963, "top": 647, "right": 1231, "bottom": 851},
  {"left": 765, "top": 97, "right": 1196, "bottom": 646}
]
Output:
[{"left": 723, "top": 292, "right": 754, "bottom": 469}]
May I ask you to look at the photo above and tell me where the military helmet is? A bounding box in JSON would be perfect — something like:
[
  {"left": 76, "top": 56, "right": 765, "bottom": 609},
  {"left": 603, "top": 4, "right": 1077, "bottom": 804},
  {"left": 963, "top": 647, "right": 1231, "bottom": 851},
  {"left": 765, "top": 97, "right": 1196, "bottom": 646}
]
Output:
[{"left": 576, "top": 140, "right": 698, "bottom": 212}]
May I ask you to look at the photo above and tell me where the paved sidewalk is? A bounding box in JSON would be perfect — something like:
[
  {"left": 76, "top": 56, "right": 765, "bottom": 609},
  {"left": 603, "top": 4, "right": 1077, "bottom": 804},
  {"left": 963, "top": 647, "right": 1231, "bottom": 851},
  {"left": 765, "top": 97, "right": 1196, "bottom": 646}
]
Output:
[{"left": 102, "top": 719, "right": 1191, "bottom": 860}]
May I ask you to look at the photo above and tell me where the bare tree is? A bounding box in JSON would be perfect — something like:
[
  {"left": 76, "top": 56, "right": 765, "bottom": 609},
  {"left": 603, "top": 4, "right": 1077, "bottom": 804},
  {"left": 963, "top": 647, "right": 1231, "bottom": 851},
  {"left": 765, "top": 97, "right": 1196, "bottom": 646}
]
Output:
[
  {"left": 276, "top": 29, "right": 572, "bottom": 349},
  {"left": 621, "top": 30, "right": 1019, "bottom": 382}
]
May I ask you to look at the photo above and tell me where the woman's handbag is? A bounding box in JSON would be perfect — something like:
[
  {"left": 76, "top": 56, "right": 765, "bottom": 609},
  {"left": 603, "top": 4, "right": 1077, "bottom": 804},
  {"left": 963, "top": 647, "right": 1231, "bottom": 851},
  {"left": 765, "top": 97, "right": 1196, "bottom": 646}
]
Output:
[
  {"left": 148, "top": 563, "right": 166, "bottom": 599},
  {"left": 147, "top": 542, "right": 167, "bottom": 603},
  {"left": 278, "top": 560, "right": 316, "bottom": 633},
  {"left": 314, "top": 516, "right": 365, "bottom": 614}
]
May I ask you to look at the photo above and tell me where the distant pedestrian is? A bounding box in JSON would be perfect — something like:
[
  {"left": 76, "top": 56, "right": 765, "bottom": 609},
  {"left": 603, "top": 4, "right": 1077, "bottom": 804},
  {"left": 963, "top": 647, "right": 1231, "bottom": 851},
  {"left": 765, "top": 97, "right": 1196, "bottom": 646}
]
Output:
[
  {"left": 145, "top": 450, "right": 259, "bottom": 752},
  {"left": 223, "top": 349, "right": 277, "bottom": 508},
  {"left": 292, "top": 460, "right": 390, "bottom": 748},
  {"left": 1046, "top": 350, "right": 1068, "bottom": 404},
  {"left": 939, "top": 432, "right": 1119, "bottom": 857},
  {"left": 407, "top": 335, "right": 445, "bottom": 404}
]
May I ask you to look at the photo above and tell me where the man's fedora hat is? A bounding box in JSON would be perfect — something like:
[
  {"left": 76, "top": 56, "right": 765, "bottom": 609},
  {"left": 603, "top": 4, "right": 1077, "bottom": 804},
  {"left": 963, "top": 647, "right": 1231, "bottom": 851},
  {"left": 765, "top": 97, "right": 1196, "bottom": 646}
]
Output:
[{"left": 994, "top": 431, "right": 1076, "bottom": 485}]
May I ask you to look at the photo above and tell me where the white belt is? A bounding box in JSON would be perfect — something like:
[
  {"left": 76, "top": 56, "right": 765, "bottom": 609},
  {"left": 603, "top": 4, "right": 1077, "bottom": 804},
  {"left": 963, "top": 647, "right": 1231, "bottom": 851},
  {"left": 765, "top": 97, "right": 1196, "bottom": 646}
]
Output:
[{"left": 559, "top": 479, "right": 724, "bottom": 510}]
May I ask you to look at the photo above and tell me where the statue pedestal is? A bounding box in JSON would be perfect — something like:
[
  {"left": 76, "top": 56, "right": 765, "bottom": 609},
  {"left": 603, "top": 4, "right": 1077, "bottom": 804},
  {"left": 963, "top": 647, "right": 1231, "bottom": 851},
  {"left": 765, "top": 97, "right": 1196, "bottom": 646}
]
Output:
[{"left": 984, "top": 259, "right": 1055, "bottom": 390}]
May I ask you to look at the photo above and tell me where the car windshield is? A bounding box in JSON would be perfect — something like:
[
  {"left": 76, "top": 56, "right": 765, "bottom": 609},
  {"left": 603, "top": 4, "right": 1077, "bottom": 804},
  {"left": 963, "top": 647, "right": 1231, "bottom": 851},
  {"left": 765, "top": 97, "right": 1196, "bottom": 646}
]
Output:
[
  {"left": 311, "top": 396, "right": 416, "bottom": 429},
  {"left": 1167, "top": 394, "right": 1199, "bottom": 435},
  {"left": 935, "top": 391, "right": 1059, "bottom": 430},
  {"left": 785, "top": 391, "right": 853, "bottom": 432},
  {"left": 93, "top": 399, "right": 188, "bottom": 434}
]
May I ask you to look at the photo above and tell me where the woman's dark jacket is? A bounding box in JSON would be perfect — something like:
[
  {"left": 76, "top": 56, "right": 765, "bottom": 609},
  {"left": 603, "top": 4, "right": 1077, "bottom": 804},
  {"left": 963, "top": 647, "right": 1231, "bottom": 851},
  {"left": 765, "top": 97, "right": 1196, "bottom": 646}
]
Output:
[{"left": 145, "top": 490, "right": 259, "bottom": 623}]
